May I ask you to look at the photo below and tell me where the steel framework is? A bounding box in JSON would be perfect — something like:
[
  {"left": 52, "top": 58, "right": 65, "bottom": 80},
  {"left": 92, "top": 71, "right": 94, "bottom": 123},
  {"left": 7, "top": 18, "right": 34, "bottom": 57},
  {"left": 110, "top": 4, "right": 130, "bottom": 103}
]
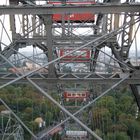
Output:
[{"left": 0, "top": 0, "right": 140, "bottom": 139}]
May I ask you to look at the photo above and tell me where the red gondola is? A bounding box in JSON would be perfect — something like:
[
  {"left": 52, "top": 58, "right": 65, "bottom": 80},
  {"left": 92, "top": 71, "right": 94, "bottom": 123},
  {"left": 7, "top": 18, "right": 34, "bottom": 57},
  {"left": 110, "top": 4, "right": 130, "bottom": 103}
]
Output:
[
  {"left": 48, "top": 0, "right": 95, "bottom": 23},
  {"left": 64, "top": 90, "right": 89, "bottom": 101},
  {"left": 59, "top": 49, "right": 91, "bottom": 62}
]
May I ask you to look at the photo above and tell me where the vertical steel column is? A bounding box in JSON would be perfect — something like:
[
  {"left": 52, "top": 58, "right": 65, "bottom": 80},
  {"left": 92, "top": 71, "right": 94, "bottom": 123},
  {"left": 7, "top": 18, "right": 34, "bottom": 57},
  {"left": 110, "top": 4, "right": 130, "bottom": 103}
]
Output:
[
  {"left": 0, "top": 43, "right": 1, "bottom": 52},
  {"left": 120, "top": 0, "right": 134, "bottom": 60},
  {"left": 114, "top": 14, "right": 120, "bottom": 30},
  {"left": 32, "top": 15, "right": 36, "bottom": 37},
  {"left": 44, "top": 15, "right": 56, "bottom": 78},
  {"left": 22, "top": 15, "right": 29, "bottom": 37},
  {"left": 9, "top": 0, "right": 17, "bottom": 40}
]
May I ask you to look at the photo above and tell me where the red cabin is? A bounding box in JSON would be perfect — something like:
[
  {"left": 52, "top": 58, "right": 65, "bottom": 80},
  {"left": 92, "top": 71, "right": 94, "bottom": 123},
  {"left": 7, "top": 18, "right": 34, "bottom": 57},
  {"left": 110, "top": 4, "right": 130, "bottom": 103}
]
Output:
[
  {"left": 64, "top": 90, "right": 89, "bottom": 101},
  {"left": 59, "top": 49, "right": 91, "bottom": 62},
  {"left": 48, "top": 0, "right": 95, "bottom": 23}
]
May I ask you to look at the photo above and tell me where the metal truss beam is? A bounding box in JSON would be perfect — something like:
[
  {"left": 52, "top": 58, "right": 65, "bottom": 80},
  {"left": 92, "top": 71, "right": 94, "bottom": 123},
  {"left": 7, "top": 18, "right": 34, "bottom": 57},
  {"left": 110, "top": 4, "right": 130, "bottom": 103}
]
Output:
[
  {"left": 13, "top": 37, "right": 116, "bottom": 46},
  {"left": 0, "top": 4, "right": 140, "bottom": 15},
  {"left": 130, "top": 84, "right": 140, "bottom": 110},
  {"left": 1, "top": 77, "right": 140, "bottom": 85},
  {"left": 0, "top": 18, "right": 138, "bottom": 90}
]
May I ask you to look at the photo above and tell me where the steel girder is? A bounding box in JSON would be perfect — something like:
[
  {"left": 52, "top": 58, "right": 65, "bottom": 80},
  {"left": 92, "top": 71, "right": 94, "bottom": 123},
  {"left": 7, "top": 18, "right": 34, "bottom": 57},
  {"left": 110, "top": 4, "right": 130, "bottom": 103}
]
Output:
[
  {"left": 0, "top": 4, "right": 139, "bottom": 15},
  {"left": 0, "top": 74, "right": 140, "bottom": 85}
]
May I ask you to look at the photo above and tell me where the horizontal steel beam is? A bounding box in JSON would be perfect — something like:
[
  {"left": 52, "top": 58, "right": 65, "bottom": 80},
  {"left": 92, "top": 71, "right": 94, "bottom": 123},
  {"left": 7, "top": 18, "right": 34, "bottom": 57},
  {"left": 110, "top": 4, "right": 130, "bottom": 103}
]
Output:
[
  {"left": 52, "top": 24, "right": 98, "bottom": 28},
  {"left": 1, "top": 77, "right": 140, "bottom": 85},
  {"left": 15, "top": 36, "right": 116, "bottom": 46},
  {"left": 0, "top": 4, "right": 140, "bottom": 15}
]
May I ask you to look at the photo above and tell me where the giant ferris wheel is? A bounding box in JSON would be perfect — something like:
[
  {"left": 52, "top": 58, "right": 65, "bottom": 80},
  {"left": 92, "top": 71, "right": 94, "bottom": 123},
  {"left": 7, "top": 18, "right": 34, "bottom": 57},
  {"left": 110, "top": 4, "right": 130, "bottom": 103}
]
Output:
[{"left": 0, "top": 0, "right": 140, "bottom": 140}]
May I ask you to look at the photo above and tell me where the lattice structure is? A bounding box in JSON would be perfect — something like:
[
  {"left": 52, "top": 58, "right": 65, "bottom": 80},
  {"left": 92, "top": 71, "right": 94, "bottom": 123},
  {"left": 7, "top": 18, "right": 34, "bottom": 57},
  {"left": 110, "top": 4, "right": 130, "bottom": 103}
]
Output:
[{"left": 0, "top": 0, "right": 140, "bottom": 140}]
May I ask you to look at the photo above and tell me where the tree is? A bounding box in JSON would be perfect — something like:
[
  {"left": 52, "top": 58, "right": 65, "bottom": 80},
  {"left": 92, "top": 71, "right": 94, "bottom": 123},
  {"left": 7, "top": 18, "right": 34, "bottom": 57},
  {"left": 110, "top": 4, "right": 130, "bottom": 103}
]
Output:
[
  {"left": 118, "top": 95, "right": 133, "bottom": 113},
  {"left": 91, "top": 107, "right": 112, "bottom": 133},
  {"left": 126, "top": 120, "right": 140, "bottom": 139},
  {"left": 106, "top": 132, "right": 131, "bottom": 140},
  {"left": 45, "top": 111, "right": 53, "bottom": 126},
  {"left": 96, "top": 96, "right": 116, "bottom": 115}
]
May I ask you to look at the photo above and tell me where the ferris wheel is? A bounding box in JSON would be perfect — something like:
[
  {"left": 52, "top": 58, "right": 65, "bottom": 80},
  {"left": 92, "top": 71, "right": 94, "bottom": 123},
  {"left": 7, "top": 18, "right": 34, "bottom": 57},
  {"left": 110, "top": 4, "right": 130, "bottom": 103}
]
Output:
[{"left": 0, "top": 0, "right": 140, "bottom": 140}]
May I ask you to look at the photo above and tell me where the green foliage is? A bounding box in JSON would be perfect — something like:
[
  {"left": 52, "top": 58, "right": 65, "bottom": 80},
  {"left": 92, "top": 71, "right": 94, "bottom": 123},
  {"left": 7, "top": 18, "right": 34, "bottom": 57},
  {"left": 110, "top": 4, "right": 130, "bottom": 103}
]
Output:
[
  {"left": 0, "top": 105, "right": 6, "bottom": 112},
  {"left": 0, "top": 85, "right": 140, "bottom": 140},
  {"left": 108, "top": 123, "right": 128, "bottom": 133},
  {"left": 96, "top": 96, "right": 116, "bottom": 115},
  {"left": 0, "top": 85, "right": 60, "bottom": 139},
  {"left": 95, "top": 129, "right": 102, "bottom": 137},
  {"left": 91, "top": 87, "right": 140, "bottom": 139},
  {"left": 125, "top": 119, "right": 140, "bottom": 139},
  {"left": 17, "top": 98, "right": 33, "bottom": 110},
  {"left": 106, "top": 132, "right": 131, "bottom": 140},
  {"left": 118, "top": 95, "right": 133, "bottom": 113},
  {"left": 45, "top": 111, "right": 54, "bottom": 125}
]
